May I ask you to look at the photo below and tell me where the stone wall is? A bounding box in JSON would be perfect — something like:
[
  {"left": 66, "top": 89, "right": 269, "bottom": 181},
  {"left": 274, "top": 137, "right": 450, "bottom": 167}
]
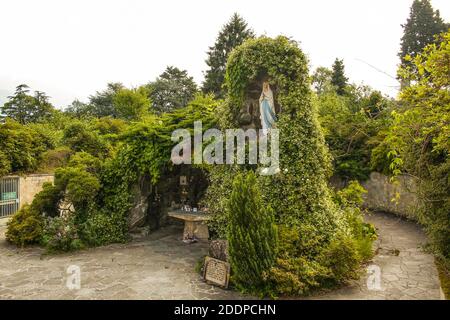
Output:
[
  {"left": 361, "top": 172, "right": 420, "bottom": 220},
  {"left": 19, "top": 174, "right": 54, "bottom": 208},
  {"left": 330, "top": 172, "right": 420, "bottom": 219}
]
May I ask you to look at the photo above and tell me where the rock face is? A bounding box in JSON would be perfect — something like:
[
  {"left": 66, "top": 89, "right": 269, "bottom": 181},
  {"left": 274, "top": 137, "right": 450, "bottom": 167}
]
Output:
[
  {"left": 128, "top": 167, "right": 208, "bottom": 233},
  {"left": 128, "top": 176, "right": 151, "bottom": 231},
  {"left": 209, "top": 240, "right": 229, "bottom": 262},
  {"left": 129, "top": 195, "right": 149, "bottom": 231},
  {"left": 58, "top": 197, "right": 75, "bottom": 218},
  {"left": 128, "top": 174, "right": 173, "bottom": 232}
]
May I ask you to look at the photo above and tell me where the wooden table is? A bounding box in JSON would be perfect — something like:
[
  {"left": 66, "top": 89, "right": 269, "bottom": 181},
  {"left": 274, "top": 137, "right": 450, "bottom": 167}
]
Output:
[{"left": 168, "top": 210, "right": 210, "bottom": 241}]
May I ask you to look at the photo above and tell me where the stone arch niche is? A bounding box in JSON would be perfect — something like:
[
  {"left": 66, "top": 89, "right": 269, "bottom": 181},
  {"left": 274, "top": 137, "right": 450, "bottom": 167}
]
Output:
[
  {"left": 236, "top": 72, "right": 280, "bottom": 131},
  {"left": 128, "top": 165, "right": 208, "bottom": 233}
]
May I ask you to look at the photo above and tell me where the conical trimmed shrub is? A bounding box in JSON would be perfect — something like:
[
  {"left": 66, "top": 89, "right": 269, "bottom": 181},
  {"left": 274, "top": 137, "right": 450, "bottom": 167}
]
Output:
[{"left": 227, "top": 171, "right": 277, "bottom": 291}]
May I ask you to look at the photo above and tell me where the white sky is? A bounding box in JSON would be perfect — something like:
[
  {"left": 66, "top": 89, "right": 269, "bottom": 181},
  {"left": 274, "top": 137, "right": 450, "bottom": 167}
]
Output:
[{"left": 0, "top": 0, "right": 449, "bottom": 108}]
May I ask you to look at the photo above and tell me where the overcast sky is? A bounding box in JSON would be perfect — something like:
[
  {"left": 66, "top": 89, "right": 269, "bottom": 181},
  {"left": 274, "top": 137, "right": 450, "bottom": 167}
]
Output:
[{"left": 0, "top": 0, "right": 449, "bottom": 108}]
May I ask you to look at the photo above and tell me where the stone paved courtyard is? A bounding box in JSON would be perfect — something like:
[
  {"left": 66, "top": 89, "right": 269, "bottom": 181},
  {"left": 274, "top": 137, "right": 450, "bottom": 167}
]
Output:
[
  {"left": 0, "top": 212, "right": 443, "bottom": 300},
  {"left": 310, "top": 212, "right": 442, "bottom": 300}
]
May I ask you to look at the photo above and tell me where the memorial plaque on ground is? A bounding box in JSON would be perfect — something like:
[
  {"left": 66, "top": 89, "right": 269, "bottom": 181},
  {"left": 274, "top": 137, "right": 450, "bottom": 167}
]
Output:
[{"left": 203, "top": 256, "right": 230, "bottom": 288}]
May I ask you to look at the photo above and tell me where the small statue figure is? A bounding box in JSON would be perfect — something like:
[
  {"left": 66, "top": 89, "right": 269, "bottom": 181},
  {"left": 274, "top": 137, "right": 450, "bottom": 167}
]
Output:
[{"left": 259, "top": 81, "right": 277, "bottom": 134}]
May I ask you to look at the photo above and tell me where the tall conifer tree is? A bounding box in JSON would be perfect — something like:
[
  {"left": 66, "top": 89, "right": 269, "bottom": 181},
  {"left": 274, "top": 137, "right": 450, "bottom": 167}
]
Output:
[
  {"left": 227, "top": 171, "right": 277, "bottom": 291},
  {"left": 331, "top": 58, "right": 348, "bottom": 96},
  {"left": 399, "top": 0, "right": 449, "bottom": 69},
  {"left": 202, "top": 13, "right": 254, "bottom": 98},
  {"left": 1, "top": 84, "right": 54, "bottom": 124}
]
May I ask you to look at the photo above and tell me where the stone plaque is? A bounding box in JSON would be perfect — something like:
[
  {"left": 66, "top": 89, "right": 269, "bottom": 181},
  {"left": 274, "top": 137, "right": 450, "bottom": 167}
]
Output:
[{"left": 203, "top": 256, "right": 230, "bottom": 288}]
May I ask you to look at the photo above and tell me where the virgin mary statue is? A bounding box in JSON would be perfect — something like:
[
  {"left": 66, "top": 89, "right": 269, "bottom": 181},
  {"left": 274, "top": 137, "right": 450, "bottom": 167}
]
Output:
[{"left": 259, "top": 81, "right": 277, "bottom": 134}]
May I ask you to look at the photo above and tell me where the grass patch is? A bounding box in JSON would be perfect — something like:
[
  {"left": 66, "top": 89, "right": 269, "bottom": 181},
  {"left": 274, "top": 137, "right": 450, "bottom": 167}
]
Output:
[{"left": 195, "top": 256, "right": 205, "bottom": 274}]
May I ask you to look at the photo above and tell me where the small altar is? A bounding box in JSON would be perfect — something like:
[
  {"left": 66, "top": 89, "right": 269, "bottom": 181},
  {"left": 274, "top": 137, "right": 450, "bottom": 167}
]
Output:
[{"left": 168, "top": 210, "right": 210, "bottom": 241}]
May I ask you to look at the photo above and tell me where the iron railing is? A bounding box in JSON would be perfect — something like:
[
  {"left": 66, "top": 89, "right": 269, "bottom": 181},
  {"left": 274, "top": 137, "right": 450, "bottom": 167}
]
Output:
[{"left": 0, "top": 176, "right": 20, "bottom": 218}]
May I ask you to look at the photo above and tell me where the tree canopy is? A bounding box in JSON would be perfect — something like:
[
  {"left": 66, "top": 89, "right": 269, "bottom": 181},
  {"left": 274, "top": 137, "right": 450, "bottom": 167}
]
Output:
[
  {"left": 390, "top": 31, "right": 450, "bottom": 262},
  {"left": 202, "top": 13, "right": 254, "bottom": 98},
  {"left": 311, "top": 67, "right": 333, "bottom": 95},
  {"left": 331, "top": 58, "right": 348, "bottom": 95},
  {"left": 88, "top": 82, "right": 125, "bottom": 118},
  {"left": 399, "top": 0, "right": 449, "bottom": 70},
  {"left": 113, "top": 87, "right": 150, "bottom": 121},
  {"left": 147, "top": 66, "right": 198, "bottom": 113},
  {"left": 1, "top": 84, "right": 55, "bottom": 124}
]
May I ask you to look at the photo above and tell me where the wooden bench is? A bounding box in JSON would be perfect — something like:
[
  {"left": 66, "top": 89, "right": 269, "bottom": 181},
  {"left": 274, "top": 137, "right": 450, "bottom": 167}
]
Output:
[{"left": 168, "top": 210, "right": 210, "bottom": 241}]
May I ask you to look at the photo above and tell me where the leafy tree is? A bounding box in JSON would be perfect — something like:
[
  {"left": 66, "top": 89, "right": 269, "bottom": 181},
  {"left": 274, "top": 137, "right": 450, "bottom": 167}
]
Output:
[
  {"left": 62, "top": 121, "right": 109, "bottom": 158},
  {"left": 41, "top": 108, "right": 74, "bottom": 131},
  {"left": 1, "top": 84, "right": 54, "bottom": 124},
  {"left": 88, "top": 82, "right": 124, "bottom": 118},
  {"left": 202, "top": 13, "right": 255, "bottom": 98},
  {"left": 313, "top": 66, "right": 395, "bottom": 180},
  {"left": 389, "top": 31, "right": 450, "bottom": 263},
  {"left": 227, "top": 171, "right": 277, "bottom": 292},
  {"left": 31, "top": 182, "right": 62, "bottom": 218},
  {"left": 113, "top": 87, "right": 149, "bottom": 120},
  {"left": 32, "top": 91, "right": 54, "bottom": 121},
  {"left": 1, "top": 84, "right": 34, "bottom": 124},
  {"left": 68, "top": 84, "right": 149, "bottom": 119},
  {"left": 0, "top": 149, "right": 11, "bottom": 176},
  {"left": 6, "top": 204, "right": 44, "bottom": 246},
  {"left": 331, "top": 58, "right": 348, "bottom": 95},
  {"left": 36, "top": 147, "right": 72, "bottom": 175},
  {"left": 68, "top": 152, "right": 103, "bottom": 175},
  {"left": 65, "top": 99, "right": 95, "bottom": 118},
  {"left": 399, "top": 0, "right": 449, "bottom": 70},
  {"left": 93, "top": 117, "right": 127, "bottom": 135},
  {"left": 54, "top": 166, "right": 101, "bottom": 214},
  {"left": 318, "top": 85, "right": 394, "bottom": 180},
  {"left": 0, "top": 119, "right": 54, "bottom": 173},
  {"left": 148, "top": 66, "right": 197, "bottom": 113},
  {"left": 311, "top": 67, "right": 333, "bottom": 95}
]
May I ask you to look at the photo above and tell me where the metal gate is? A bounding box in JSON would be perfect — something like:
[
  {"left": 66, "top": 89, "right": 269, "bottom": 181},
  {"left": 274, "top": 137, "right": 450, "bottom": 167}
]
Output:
[{"left": 0, "top": 177, "right": 20, "bottom": 218}]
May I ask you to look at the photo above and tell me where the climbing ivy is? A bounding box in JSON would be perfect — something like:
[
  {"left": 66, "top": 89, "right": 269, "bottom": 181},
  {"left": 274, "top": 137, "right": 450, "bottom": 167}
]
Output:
[
  {"left": 222, "top": 36, "right": 310, "bottom": 127},
  {"left": 388, "top": 31, "right": 450, "bottom": 265},
  {"left": 6, "top": 94, "right": 219, "bottom": 249},
  {"left": 205, "top": 36, "right": 373, "bottom": 296},
  {"left": 208, "top": 36, "right": 339, "bottom": 234},
  {"left": 94, "top": 94, "right": 220, "bottom": 243}
]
